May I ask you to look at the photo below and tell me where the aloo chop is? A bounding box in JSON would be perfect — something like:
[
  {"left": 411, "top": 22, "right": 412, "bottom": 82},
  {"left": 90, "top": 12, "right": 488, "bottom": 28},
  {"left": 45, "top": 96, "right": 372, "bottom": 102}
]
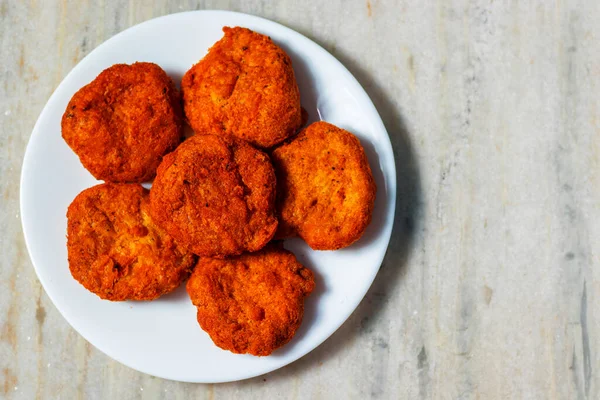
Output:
[
  {"left": 149, "top": 134, "right": 278, "bottom": 258},
  {"left": 66, "top": 183, "right": 195, "bottom": 301},
  {"left": 181, "top": 27, "right": 303, "bottom": 149},
  {"left": 272, "top": 121, "right": 377, "bottom": 250},
  {"left": 187, "top": 244, "right": 315, "bottom": 356},
  {"left": 62, "top": 62, "right": 183, "bottom": 183}
]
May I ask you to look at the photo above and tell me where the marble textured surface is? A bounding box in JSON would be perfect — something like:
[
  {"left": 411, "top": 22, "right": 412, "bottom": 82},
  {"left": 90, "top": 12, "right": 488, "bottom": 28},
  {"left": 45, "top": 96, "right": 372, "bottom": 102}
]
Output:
[{"left": 2, "top": 1, "right": 600, "bottom": 398}]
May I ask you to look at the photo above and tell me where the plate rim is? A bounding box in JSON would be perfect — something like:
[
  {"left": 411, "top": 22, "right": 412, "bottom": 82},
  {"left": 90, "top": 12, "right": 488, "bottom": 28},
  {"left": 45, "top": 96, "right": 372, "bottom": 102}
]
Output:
[{"left": 20, "top": 9, "right": 397, "bottom": 383}]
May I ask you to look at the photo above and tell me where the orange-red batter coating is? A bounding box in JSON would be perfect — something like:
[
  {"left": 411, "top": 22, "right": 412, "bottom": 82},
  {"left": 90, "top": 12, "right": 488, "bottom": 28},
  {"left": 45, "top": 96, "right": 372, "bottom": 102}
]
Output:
[
  {"left": 66, "top": 183, "right": 195, "bottom": 301},
  {"left": 181, "top": 27, "right": 303, "bottom": 149},
  {"left": 149, "top": 134, "right": 278, "bottom": 258},
  {"left": 272, "top": 121, "right": 377, "bottom": 250},
  {"left": 62, "top": 62, "right": 183, "bottom": 182},
  {"left": 186, "top": 244, "right": 315, "bottom": 356}
]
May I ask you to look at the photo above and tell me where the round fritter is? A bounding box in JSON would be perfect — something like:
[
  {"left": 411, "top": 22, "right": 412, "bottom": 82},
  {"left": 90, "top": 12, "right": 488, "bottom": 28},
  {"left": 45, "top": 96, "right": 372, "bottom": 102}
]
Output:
[
  {"left": 271, "top": 121, "right": 377, "bottom": 250},
  {"left": 66, "top": 183, "right": 196, "bottom": 301},
  {"left": 149, "top": 134, "right": 278, "bottom": 258},
  {"left": 186, "top": 244, "right": 315, "bottom": 356},
  {"left": 181, "top": 26, "right": 302, "bottom": 149},
  {"left": 62, "top": 62, "right": 183, "bottom": 182}
]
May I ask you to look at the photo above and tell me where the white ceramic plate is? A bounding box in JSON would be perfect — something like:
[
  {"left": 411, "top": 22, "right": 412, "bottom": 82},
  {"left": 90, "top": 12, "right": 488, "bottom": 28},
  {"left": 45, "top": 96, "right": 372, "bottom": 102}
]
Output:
[{"left": 20, "top": 10, "right": 396, "bottom": 383}]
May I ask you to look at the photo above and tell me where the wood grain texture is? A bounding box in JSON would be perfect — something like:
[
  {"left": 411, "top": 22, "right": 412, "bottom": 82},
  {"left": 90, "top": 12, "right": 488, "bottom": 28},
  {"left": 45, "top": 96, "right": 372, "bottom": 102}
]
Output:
[{"left": 2, "top": 0, "right": 600, "bottom": 398}]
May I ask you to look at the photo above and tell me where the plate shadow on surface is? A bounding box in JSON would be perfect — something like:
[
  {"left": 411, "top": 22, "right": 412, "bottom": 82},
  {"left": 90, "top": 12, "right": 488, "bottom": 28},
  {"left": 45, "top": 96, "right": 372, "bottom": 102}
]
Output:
[{"left": 225, "top": 33, "right": 423, "bottom": 387}]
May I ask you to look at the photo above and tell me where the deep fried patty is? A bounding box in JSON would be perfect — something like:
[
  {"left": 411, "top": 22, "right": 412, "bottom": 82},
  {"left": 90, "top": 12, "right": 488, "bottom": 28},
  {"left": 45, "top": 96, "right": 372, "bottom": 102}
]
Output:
[
  {"left": 66, "top": 183, "right": 195, "bottom": 301},
  {"left": 149, "top": 134, "right": 278, "bottom": 258},
  {"left": 62, "top": 62, "right": 183, "bottom": 182},
  {"left": 271, "top": 121, "right": 377, "bottom": 250},
  {"left": 186, "top": 244, "right": 315, "bottom": 356},
  {"left": 181, "top": 27, "right": 302, "bottom": 149}
]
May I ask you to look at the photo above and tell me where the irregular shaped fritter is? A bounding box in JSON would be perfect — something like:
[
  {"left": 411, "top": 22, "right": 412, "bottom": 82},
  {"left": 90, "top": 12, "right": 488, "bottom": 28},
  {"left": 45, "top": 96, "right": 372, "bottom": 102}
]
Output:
[
  {"left": 271, "top": 121, "right": 377, "bottom": 250},
  {"left": 66, "top": 183, "right": 196, "bottom": 301},
  {"left": 181, "top": 27, "right": 302, "bottom": 149},
  {"left": 149, "top": 134, "right": 278, "bottom": 258},
  {"left": 62, "top": 62, "right": 183, "bottom": 182},
  {"left": 186, "top": 245, "right": 315, "bottom": 356}
]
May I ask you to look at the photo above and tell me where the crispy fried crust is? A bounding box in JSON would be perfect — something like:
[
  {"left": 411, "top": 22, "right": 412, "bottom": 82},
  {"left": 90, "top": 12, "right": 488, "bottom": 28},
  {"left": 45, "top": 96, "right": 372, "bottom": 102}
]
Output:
[
  {"left": 66, "top": 183, "right": 196, "bottom": 301},
  {"left": 186, "top": 245, "right": 315, "bottom": 356},
  {"left": 62, "top": 62, "right": 183, "bottom": 182},
  {"left": 271, "top": 121, "right": 377, "bottom": 250},
  {"left": 181, "top": 27, "right": 302, "bottom": 149},
  {"left": 149, "top": 134, "right": 278, "bottom": 258}
]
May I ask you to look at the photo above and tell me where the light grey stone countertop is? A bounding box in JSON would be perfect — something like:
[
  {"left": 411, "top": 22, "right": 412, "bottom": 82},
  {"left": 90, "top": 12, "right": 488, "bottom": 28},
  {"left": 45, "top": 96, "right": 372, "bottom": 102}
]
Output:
[{"left": 2, "top": 1, "right": 600, "bottom": 399}]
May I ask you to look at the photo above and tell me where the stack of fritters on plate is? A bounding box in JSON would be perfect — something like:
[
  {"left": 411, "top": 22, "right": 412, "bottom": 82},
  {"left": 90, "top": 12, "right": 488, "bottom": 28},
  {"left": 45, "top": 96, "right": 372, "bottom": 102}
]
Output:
[{"left": 63, "top": 27, "right": 376, "bottom": 356}]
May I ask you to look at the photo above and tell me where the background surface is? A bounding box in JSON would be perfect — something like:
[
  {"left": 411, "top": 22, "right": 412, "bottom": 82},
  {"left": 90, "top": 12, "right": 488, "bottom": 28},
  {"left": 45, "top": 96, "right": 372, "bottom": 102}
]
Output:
[{"left": 2, "top": 1, "right": 600, "bottom": 399}]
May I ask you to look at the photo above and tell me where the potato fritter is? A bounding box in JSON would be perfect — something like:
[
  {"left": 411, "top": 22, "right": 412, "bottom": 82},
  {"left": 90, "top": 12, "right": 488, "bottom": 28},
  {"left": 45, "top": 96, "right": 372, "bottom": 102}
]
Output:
[
  {"left": 62, "top": 62, "right": 183, "bottom": 182},
  {"left": 186, "top": 244, "right": 315, "bottom": 356},
  {"left": 271, "top": 121, "right": 377, "bottom": 250},
  {"left": 181, "top": 27, "right": 302, "bottom": 149},
  {"left": 149, "top": 134, "right": 278, "bottom": 258},
  {"left": 66, "top": 183, "right": 196, "bottom": 301}
]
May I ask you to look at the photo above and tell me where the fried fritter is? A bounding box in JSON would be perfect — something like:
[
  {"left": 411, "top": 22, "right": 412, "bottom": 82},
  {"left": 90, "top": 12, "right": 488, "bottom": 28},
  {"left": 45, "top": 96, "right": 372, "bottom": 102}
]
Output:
[
  {"left": 66, "top": 183, "right": 195, "bottom": 301},
  {"left": 149, "top": 134, "right": 278, "bottom": 258},
  {"left": 186, "top": 244, "right": 315, "bottom": 356},
  {"left": 271, "top": 121, "right": 377, "bottom": 250},
  {"left": 62, "top": 62, "right": 183, "bottom": 182},
  {"left": 181, "top": 27, "right": 302, "bottom": 149}
]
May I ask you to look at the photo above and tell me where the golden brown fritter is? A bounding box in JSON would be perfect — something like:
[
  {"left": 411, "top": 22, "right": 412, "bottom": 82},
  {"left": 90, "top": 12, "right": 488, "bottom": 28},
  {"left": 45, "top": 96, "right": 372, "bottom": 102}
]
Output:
[
  {"left": 186, "top": 244, "right": 315, "bottom": 356},
  {"left": 181, "top": 27, "right": 302, "bottom": 149},
  {"left": 149, "top": 134, "right": 278, "bottom": 258},
  {"left": 271, "top": 121, "right": 377, "bottom": 250},
  {"left": 66, "top": 183, "right": 195, "bottom": 301},
  {"left": 62, "top": 62, "right": 183, "bottom": 182}
]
